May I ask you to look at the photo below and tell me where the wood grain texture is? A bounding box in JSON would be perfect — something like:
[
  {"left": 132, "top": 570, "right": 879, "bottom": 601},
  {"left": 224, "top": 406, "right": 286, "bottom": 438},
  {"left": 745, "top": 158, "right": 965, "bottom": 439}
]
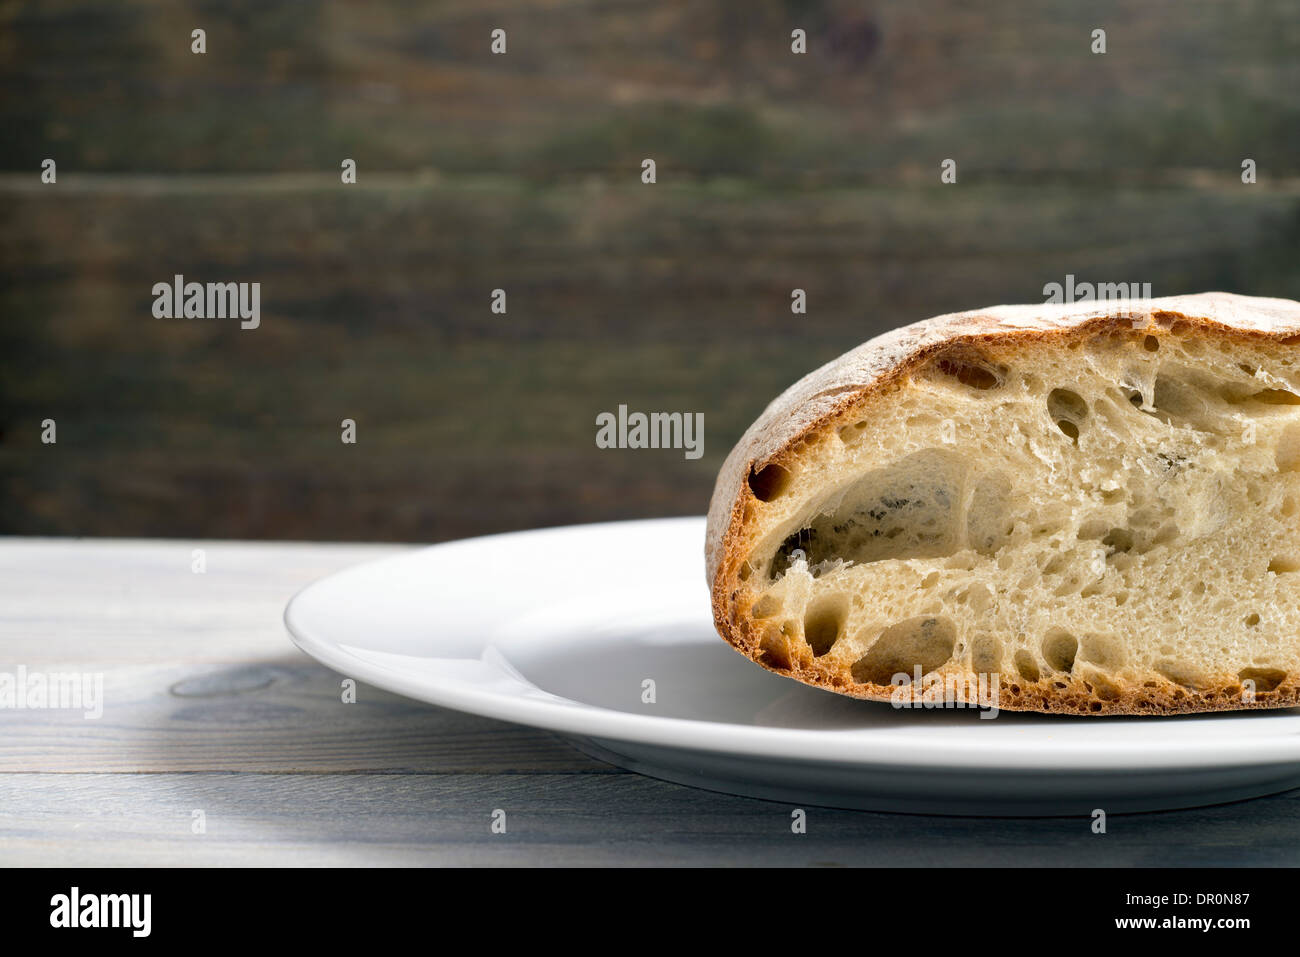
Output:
[
  {"left": 4, "top": 1, "right": 1300, "bottom": 545},
  {"left": 5, "top": 773, "right": 1300, "bottom": 867},
  {"left": 2, "top": 538, "right": 1300, "bottom": 865},
  {"left": 0, "top": 539, "right": 604, "bottom": 773}
]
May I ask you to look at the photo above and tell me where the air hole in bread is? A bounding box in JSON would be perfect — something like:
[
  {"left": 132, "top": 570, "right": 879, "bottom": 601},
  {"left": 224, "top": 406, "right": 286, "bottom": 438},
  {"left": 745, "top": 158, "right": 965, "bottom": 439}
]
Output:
[
  {"left": 772, "top": 449, "right": 964, "bottom": 574},
  {"left": 1041, "top": 629, "right": 1078, "bottom": 673},
  {"left": 1041, "top": 553, "right": 1067, "bottom": 577},
  {"left": 748, "top": 463, "right": 792, "bottom": 502},
  {"left": 1276, "top": 422, "right": 1300, "bottom": 472},
  {"left": 970, "top": 634, "right": 1000, "bottom": 673},
  {"left": 850, "top": 615, "right": 956, "bottom": 685},
  {"left": 1238, "top": 667, "right": 1286, "bottom": 692},
  {"left": 1075, "top": 517, "right": 1108, "bottom": 541},
  {"left": 1102, "top": 528, "right": 1133, "bottom": 554},
  {"left": 751, "top": 594, "right": 782, "bottom": 619},
  {"left": 960, "top": 582, "right": 994, "bottom": 613},
  {"left": 1152, "top": 523, "right": 1180, "bottom": 548},
  {"left": 1047, "top": 388, "right": 1088, "bottom": 443},
  {"left": 926, "top": 347, "right": 1005, "bottom": 391},
  {"left": 1231, "top": 388, "right": 1300, "bottom": 406},
  {"left": 1092, "top": 670, "right": 1123, "bottom": 702},
  {"left": 1268, "top": 557, "right": 1300, "bottom": 574},
  {"left": 757, "top": 625, "right": 793, "bottom": 670},
  {"left": 1156, "top": 661, "right": 1204, "bottom": 690},
  {"left": 1083, "top": 669, "right": 1122, "bottom": 700},
  {"left": 1150, "top": 374, "right": 1205, "bottom": 423},
  {"left": 1013, "top": 649, "right": 1040, "bottom": 682},
  {"left": 1245, "top": 612, "right": 1261, "bottom": 626},
  {"left": 836, "top": 421, "right": 870, "bottom": 445},
  {"left": 1144, "top": 335, "right": 1160, "bottom": 352},
  {"left": 1078, "top": 634, "right": 1125, "bottom": 670},
  {"left": 966, "top": 471, "right": 1013, "bottom": 555},
  {"left": 803, "top": 595, "right": 848, "bottom": 657}
]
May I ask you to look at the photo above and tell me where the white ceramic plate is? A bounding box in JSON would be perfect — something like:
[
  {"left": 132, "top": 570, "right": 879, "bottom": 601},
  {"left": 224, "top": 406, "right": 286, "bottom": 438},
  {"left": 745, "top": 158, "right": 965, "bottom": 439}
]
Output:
[{"left": 285, "top": 517, "right": 1300, "bottom": 815}]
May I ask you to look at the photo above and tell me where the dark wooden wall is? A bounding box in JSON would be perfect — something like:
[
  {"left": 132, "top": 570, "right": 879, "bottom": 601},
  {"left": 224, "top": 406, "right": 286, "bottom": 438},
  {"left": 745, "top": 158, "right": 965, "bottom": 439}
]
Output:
[{"left": 3, "top": 0, "right": 1299, "bottom": 540}]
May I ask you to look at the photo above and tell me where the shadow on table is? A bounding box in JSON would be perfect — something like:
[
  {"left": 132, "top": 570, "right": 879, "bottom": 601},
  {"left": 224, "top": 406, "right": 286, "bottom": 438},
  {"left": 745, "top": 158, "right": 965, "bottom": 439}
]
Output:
[{"left": 128, "top": 653, "right": 1300, "bottom": 865}]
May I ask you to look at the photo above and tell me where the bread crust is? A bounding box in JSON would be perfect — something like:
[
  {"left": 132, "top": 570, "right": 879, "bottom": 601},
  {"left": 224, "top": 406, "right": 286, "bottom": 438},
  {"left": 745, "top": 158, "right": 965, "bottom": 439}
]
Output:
[{"left": 706, "top": 293, "right": 1300, "bottom": 715}]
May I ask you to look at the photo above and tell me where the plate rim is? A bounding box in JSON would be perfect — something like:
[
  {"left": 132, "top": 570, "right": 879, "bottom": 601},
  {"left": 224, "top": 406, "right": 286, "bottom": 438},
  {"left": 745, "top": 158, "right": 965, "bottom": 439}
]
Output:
[{"left": 284, "top": 517, "right": 1300, "bottom": 774}]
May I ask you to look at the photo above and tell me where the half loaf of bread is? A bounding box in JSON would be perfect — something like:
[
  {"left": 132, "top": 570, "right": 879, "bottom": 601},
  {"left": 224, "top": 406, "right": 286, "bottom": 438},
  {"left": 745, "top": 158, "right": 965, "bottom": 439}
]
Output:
[{"left": 706, "top": 293, "right": 1300, "bottom": 714}]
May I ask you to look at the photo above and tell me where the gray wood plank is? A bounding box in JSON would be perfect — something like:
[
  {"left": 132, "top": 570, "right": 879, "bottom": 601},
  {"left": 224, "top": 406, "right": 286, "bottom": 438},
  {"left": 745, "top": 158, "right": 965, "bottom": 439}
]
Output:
[
  {"left": 2, "top": 772, "right": 1299, "bottom": 867},
  {"left": 0, "top": 539, "right": 603, "bottom": 773},
  {"left": 4, "top": 538, "right": 1300, "bottom": 865},
  {"left": 0, "top": 657, "right": 610, "bottom": 774},
  {"left": 0, "top": 539, "right": 405, "bottom": 664}
]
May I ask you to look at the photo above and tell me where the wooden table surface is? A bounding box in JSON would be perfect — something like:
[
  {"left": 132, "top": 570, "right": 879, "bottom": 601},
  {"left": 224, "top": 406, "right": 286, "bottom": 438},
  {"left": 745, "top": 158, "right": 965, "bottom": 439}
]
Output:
[{"left": 3, "top": 537, "right": 1299, "bottom": 867}]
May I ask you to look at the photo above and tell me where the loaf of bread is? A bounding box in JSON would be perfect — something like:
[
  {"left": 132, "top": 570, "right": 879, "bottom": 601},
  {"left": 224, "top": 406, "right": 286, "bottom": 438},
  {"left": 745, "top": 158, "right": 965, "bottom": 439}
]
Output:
[{"left": 706, "top": 293, "right": 1300, "bottom": 714}]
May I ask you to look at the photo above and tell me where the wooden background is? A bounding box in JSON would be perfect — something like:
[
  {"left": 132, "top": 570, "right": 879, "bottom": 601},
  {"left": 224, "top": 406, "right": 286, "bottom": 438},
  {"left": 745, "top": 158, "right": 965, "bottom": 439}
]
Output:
[{"left": 2, "top": 0, "right": 1300, "bottom": 541}]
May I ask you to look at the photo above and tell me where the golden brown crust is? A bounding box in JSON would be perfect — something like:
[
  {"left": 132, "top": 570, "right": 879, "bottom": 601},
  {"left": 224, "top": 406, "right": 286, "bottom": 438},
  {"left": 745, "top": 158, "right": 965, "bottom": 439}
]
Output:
[{"left": 705, "top": 292, "right": 1300, "bottom": 716}]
